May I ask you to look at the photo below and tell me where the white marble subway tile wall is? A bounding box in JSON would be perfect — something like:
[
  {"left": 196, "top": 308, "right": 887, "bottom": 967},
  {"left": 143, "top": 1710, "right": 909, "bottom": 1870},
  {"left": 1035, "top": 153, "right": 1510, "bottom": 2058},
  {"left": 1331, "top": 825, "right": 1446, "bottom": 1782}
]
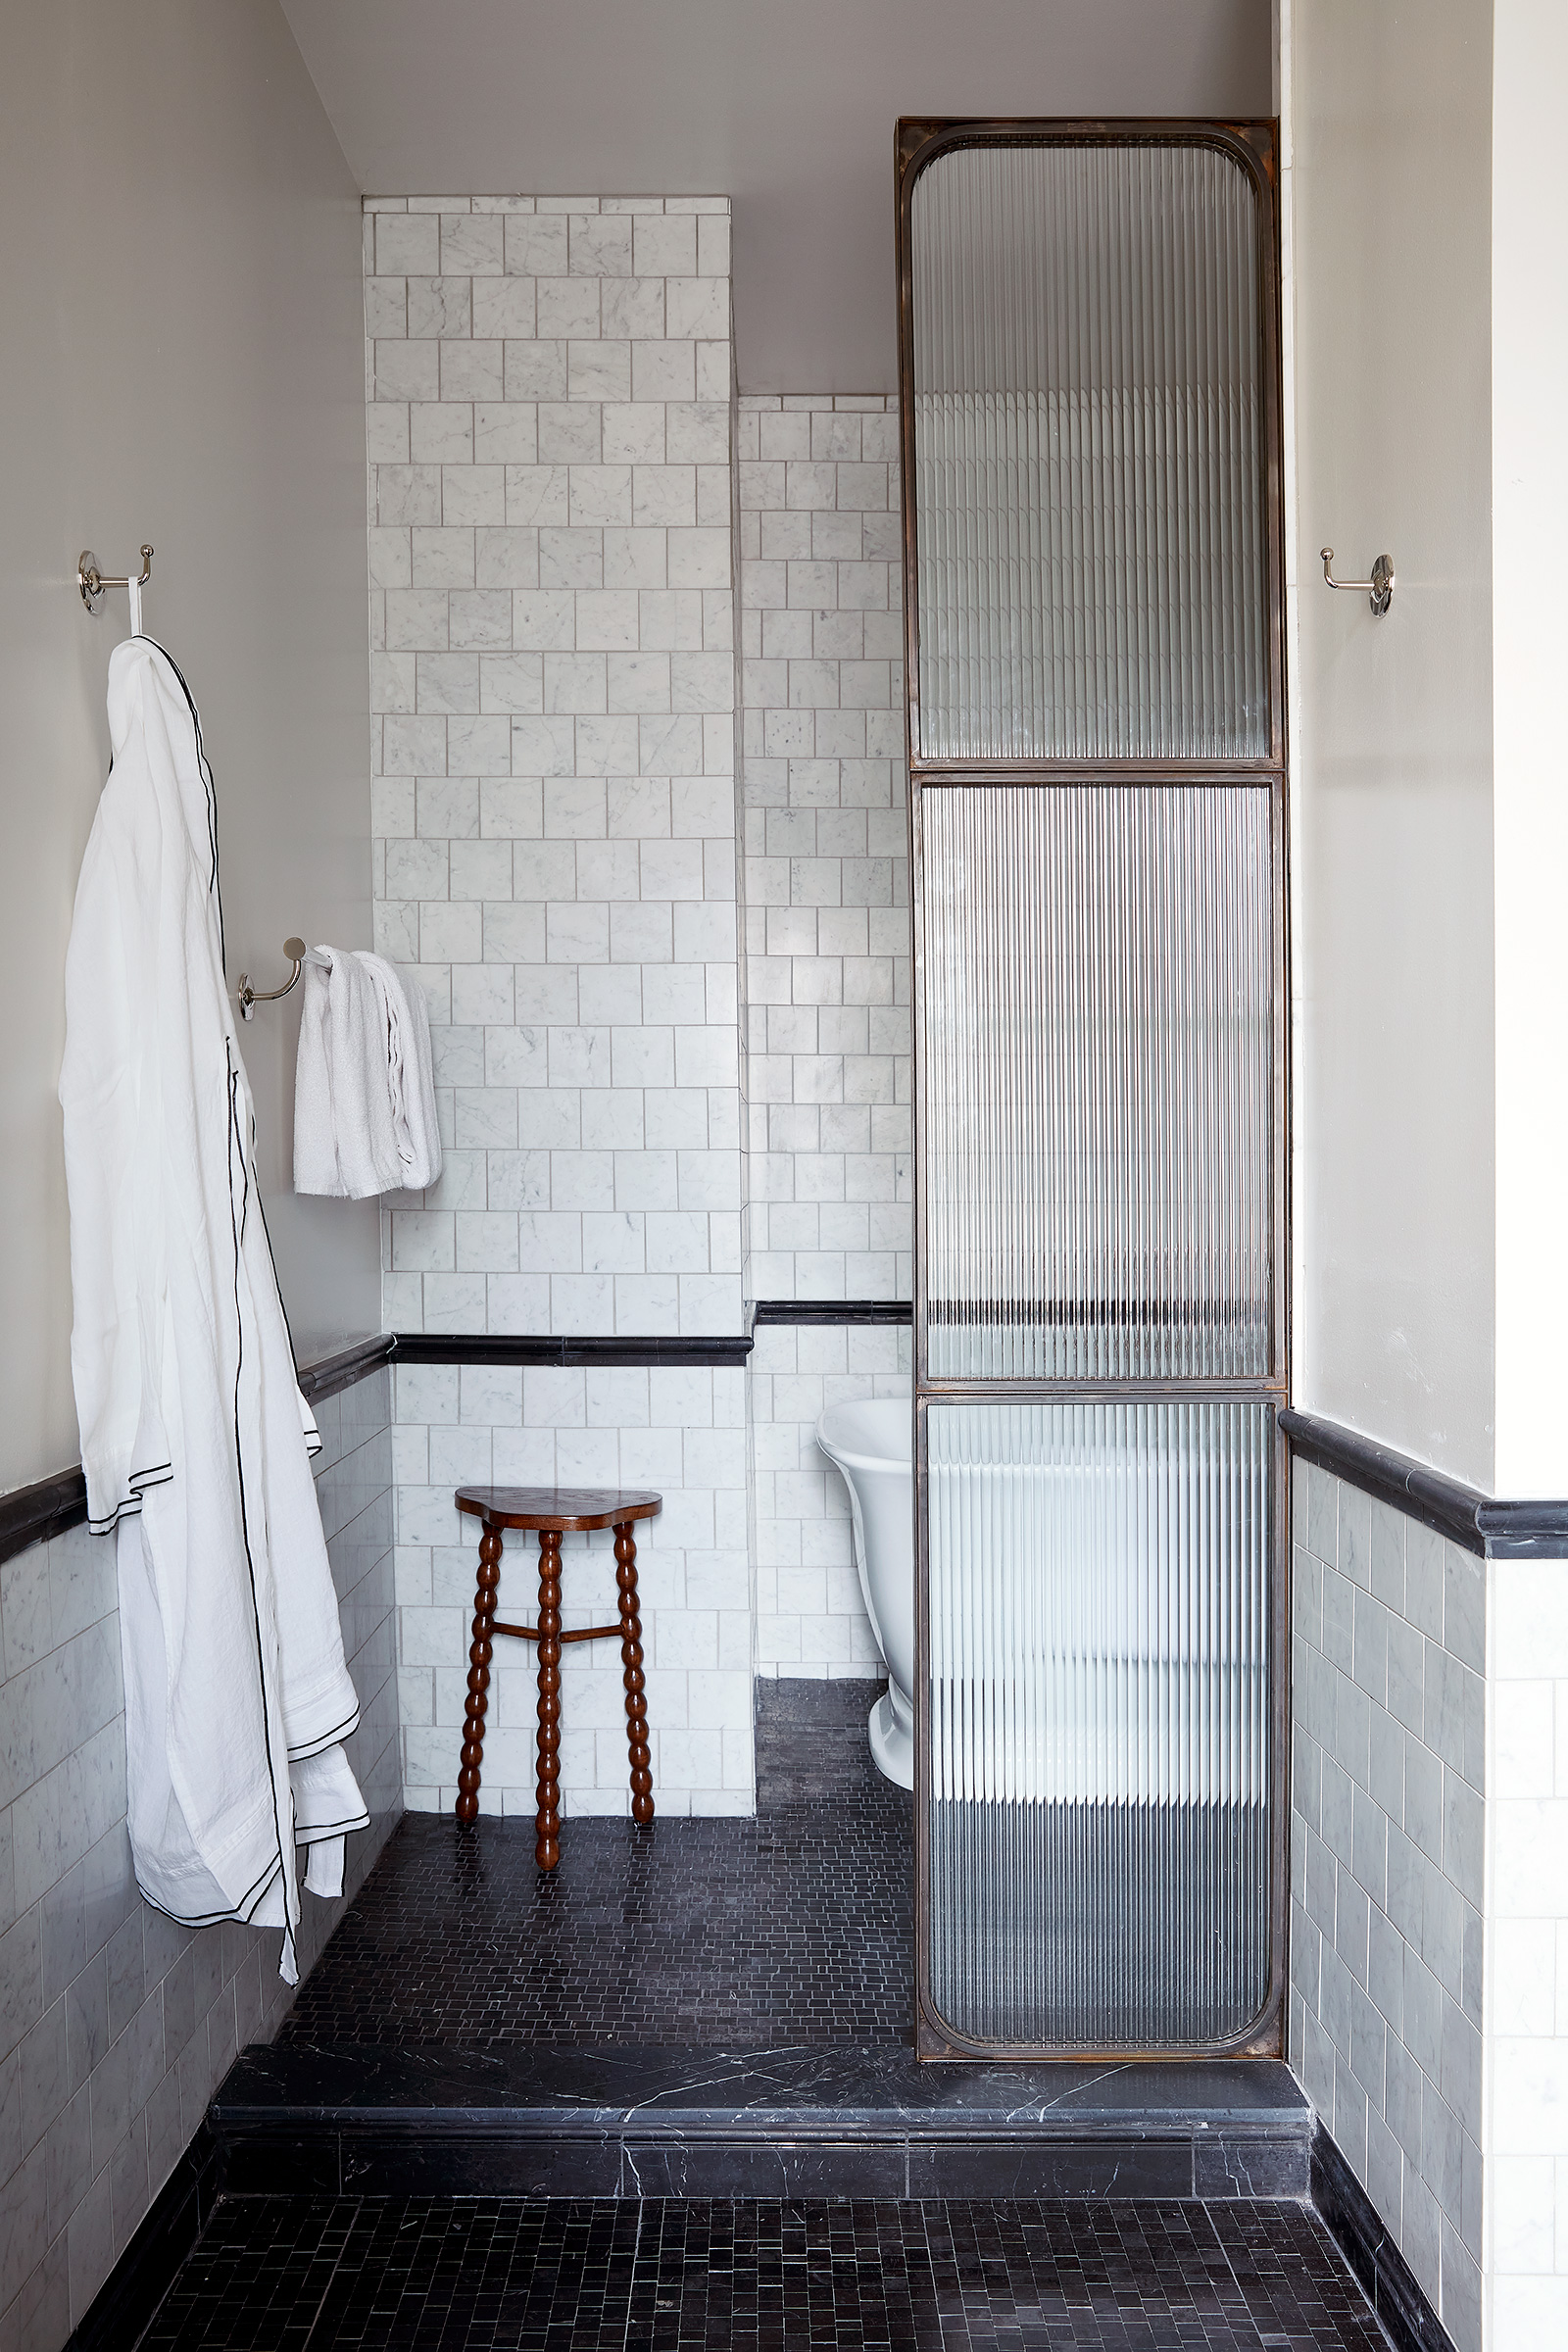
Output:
[
  {"left": 736, "top": 396, "right": 911, "bottom": 1680},
  {"left": 1289, "top": 1459, "right": 1485, "bottom": 2352},
  {"left": 393, "top": 1359, "right": 752, "bottom": 1817},
  {"left": 1484, "top": 1559, "right": 1568, "bottom": 2345},
  {"left": 736, "top": 395, "right": 910, "bottom": 1307},
  {"left": 749, "top": 1319, "right": 910, "bottom": 1680},
  {"left": 368, "top": 195, "right": 741, "bottom": 1342},
  {"left": 0, "top": 1372, "right": 397, "bottom": 2347},
  {"left": 365, "top": 196, "right": 753, "bottom": 1816}
]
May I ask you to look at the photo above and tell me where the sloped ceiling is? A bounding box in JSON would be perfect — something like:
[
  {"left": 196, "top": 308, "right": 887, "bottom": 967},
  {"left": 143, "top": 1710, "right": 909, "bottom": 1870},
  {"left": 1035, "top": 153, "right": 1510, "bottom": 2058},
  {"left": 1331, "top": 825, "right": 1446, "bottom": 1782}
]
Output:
[{"left": 278, "top": 0, "right": 1272, "bottom": 389}]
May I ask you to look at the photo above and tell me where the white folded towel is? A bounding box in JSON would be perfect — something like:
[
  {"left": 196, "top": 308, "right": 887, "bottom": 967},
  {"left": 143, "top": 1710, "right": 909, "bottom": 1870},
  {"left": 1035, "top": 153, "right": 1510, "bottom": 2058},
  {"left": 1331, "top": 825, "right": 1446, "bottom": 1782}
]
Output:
[
  {"left": 293, "top": 946, "right": 441, "bottom": 1199},
  {"left": 362, "top": 952, "right": 442, "bottom": 1192}
]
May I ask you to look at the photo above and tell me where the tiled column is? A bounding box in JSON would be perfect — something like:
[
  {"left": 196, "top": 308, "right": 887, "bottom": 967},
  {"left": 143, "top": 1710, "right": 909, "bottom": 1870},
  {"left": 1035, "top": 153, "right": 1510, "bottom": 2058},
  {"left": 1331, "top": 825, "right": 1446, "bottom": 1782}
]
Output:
[
  {"left": 366, "top": 195, "right": 751, "bottom": 1819},
  {"left": 367, "top": 194, "right": 741, "bottom": 1344},
  {"left": 735, "top": 395, "right": 910, "bottom": 1307},
  {"left": 734, "top": 394, "right": 913, "bottom": 1683}
]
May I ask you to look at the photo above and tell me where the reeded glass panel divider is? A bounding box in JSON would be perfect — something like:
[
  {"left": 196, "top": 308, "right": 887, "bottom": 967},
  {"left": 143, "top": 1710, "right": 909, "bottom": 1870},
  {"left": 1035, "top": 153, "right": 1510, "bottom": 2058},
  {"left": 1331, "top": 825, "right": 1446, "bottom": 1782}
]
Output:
[
  {"left": 920, "top": 782, "right": 1273, "bottom": 1383},
  {"left": 909, "top": 140, "right": 1268, "bottom": 762},
  {"left": 926, "top": 1397, "right": 1271, "bottom": 2048}
]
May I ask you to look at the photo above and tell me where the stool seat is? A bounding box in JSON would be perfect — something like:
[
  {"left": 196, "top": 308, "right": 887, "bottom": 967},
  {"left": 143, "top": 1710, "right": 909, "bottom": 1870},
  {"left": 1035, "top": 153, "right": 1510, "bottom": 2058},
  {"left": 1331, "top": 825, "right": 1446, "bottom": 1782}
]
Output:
[
  {"left": 457, "top": 1485, "right": 661, "bottom": 1533},
  {"left": 453, "top": 1483, "right": 662, "bottom": 1869}
]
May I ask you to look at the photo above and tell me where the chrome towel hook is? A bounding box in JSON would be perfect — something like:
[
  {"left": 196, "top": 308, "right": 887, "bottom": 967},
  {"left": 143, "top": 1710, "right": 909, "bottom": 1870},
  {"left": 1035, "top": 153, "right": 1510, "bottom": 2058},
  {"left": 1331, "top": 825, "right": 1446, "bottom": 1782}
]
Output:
[
  {"left": 1320, "top": 546, "right": 1394, "bottom": 616},
  {"left": 238, "top": 939, "right": 309, "bottom": 1022},
  {"left": 78, "top": 544, "right": 154, "bottom": 615}
]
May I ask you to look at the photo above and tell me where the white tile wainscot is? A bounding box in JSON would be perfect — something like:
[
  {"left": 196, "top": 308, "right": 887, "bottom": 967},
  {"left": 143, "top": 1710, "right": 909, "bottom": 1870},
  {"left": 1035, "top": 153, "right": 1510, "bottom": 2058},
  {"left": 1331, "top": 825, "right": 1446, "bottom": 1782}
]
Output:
[
  {"left": 394, "top": 1358, "right": 752, "bottom": 1817},
  {"left": 1484, "top": 1555, "right": 1568, "bottom": 2348},
  {"left": 749, "top": 1320, "right": 908, "bottom": 1680},
  {"left": 1292, "top": 1467, "right": 1568, "bottom": 2350},
  {"left": 0, "top": 1369, "right": 398, "bottom": 2349},
  {"left": 1289, "top": 1457, "right": 1485, "bottom": 2352}
]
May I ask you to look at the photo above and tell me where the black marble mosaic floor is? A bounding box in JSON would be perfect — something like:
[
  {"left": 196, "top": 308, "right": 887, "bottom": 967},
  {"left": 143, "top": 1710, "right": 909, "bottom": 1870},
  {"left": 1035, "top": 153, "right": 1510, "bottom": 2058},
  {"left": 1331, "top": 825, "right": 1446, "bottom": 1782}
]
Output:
[
  {"left": 185, "top": 1685, "right": 1393, "bottom": 2350},
  {"left": 281, "top": 1681, "right": 912, "bottom": 2048},
  {"left": 141, "top": 2196, "right": 1389, "bottom": 2350}
]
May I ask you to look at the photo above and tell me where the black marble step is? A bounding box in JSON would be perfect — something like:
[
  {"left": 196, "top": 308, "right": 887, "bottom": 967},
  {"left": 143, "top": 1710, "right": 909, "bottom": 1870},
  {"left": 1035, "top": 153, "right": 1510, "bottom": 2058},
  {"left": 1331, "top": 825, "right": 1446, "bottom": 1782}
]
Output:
[{"left": 212, "top": 2043, "right": 1311, "bottom": 2202}]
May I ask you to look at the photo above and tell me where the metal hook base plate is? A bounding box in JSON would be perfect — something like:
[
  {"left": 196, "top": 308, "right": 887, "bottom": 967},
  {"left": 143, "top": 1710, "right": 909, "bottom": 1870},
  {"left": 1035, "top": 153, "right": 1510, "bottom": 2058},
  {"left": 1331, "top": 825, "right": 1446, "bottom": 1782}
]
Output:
[
  {"left": 237, "top": 939, "right": 309, "bottom": 1022},
  {"left": 1320, "top": 546, "right": 1395, "bottom": 615}
]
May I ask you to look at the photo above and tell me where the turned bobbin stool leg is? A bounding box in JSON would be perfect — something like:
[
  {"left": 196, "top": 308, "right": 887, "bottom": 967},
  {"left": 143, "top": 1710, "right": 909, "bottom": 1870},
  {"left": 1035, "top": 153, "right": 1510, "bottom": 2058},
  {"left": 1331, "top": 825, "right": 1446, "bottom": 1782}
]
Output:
[
  {"left": 456, "top": 1520, "right": 503, "bottom": 1823},
  {"left": 615, "top": 1520, "right": 655, "bottom": 1827},
  {"left": 534, "top": 1527, "right": 564, "bottom": 1869},
  {"left": 453, "top": 1484, "right": 662, "bottom": 1862}
]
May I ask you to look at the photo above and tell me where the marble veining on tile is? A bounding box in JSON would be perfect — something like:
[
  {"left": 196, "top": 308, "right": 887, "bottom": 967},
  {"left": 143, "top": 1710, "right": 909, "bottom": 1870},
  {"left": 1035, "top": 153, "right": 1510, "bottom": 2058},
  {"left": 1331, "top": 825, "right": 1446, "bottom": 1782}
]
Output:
[{"left": 223, "top": 2037, "right": 1308, "bottom": 2135}]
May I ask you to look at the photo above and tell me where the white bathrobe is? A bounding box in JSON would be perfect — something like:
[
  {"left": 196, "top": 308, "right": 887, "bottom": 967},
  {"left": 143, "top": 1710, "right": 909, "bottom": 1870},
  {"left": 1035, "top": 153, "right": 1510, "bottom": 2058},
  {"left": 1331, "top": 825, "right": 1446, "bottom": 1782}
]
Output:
[{"left": 59, "top": 634, "right": 368, "bottom": 1983}]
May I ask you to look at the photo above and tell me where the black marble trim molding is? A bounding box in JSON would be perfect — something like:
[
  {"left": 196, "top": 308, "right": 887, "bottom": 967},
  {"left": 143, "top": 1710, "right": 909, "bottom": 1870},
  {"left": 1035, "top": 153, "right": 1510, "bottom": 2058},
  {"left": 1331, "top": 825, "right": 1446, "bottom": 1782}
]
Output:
[
  {"left": 64, "top": 2121, "right": 221, "bottom": 2352},
  {"left": 1309, "top": 2123, "right": 1455, "bottom": 2352},
  {"left": 0, "top": 1329, "right": 759, "bottom": 1564},
  {"left": 1281, "top": 1405, "right": 1568, "bottom": 1560},
  {"left": 296, "top": 1332, "right": 395, "bottom": 1402},
  {"left": 392, "top": 1332, "right": 755, "bottom": 1369},
  {"left": 0, "top": 1465, "right": 89, "bottom": 1568},
  {"left": 0, "top": 1335, "right": 396, "bottom": 1567},
  {"left": 752, "top": 1299, "right": 912, "bottom": 1327}
]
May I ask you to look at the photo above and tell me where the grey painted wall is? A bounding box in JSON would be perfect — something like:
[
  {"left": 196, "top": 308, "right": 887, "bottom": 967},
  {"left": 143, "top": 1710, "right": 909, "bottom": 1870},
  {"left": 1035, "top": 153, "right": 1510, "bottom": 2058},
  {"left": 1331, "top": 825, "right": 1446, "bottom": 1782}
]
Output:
[
  {"left": 279, "top": 0, "right": 1272, "bottom": 390},
  {"left": 0, "top": 0, "right": 380, "bottom": 1494},
  {"left": 1290, "top": 0, "right": 1495, "bottom": 1486}
]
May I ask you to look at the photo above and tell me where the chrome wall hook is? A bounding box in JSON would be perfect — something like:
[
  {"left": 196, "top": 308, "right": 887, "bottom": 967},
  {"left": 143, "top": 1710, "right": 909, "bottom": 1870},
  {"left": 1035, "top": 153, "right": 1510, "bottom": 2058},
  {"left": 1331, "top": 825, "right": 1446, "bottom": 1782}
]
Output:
[
  {"left": 78, "top": 544, "right": 154, "bottom": 615},
  {"left": 1320, "top": 546, "right": 1394, "bottom": 615},
  {"left": 238, "top": 939, "right": 309, "bottom": 1021}
]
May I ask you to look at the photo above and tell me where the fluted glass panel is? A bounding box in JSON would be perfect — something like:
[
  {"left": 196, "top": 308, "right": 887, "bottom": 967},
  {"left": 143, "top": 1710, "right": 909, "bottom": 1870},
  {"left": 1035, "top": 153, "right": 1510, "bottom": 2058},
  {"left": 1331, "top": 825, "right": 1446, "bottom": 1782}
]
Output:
[
  {"left": 910, "top": 140, "right": 1267, "bottom": 761},
  {"left": 921, "top": 783, "right": 1272, "bottom": 1380},
  {"left": 927, "top": 1397, "right": 1271, "bottom": 2047}
]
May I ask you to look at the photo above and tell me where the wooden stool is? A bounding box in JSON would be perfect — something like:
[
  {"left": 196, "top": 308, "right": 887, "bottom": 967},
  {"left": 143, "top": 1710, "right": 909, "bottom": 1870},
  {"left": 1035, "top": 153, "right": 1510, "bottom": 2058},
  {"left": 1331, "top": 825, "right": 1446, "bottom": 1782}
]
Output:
[{"left": 454, "top": 1485, "right": 662, "bottom": 1867}]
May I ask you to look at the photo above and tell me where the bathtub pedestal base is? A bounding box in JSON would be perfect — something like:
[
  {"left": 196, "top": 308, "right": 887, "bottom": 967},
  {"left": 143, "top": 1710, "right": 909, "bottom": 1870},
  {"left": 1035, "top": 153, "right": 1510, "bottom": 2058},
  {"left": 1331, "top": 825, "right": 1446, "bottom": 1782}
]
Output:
[{"left": 868, "top": 1686, "right": 914, "bottom": 1790}]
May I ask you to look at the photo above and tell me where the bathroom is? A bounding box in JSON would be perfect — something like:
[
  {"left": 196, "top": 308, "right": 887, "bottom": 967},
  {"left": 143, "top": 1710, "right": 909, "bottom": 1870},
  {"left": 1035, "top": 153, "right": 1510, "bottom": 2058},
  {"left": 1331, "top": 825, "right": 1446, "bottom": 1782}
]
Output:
[{"left": 3, "top": 4, "right": 1566, "bottom": 2349}]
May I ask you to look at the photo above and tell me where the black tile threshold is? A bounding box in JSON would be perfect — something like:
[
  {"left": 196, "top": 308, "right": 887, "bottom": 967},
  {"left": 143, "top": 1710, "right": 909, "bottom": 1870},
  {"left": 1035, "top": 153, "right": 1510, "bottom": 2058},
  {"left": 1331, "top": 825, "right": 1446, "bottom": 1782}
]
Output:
[{"left": 213, "top": 2044, "right": 1311, "bottom": 2202}]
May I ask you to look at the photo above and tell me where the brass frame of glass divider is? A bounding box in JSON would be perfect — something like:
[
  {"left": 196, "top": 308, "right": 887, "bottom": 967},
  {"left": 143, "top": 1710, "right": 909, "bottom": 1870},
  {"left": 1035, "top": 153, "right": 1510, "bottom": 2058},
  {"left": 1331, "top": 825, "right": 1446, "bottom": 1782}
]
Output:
[{"left": 895, "top": 118, "right": 1291, "bottom": 2063}]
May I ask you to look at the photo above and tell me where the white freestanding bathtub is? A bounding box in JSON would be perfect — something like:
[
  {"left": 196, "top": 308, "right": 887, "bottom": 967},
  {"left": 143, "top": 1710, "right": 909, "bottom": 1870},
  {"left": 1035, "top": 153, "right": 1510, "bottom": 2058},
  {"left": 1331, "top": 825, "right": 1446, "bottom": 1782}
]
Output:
[{"left": 815, "top": 1397, "right": 914, "bottom": 1788}]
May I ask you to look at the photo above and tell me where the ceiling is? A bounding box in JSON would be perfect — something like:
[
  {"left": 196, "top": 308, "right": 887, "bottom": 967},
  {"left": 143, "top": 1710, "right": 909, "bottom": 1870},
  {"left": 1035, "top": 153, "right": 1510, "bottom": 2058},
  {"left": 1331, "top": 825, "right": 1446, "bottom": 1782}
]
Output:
[{"left": 279, "top": 0, "right": 1273, "bottom": 390}]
